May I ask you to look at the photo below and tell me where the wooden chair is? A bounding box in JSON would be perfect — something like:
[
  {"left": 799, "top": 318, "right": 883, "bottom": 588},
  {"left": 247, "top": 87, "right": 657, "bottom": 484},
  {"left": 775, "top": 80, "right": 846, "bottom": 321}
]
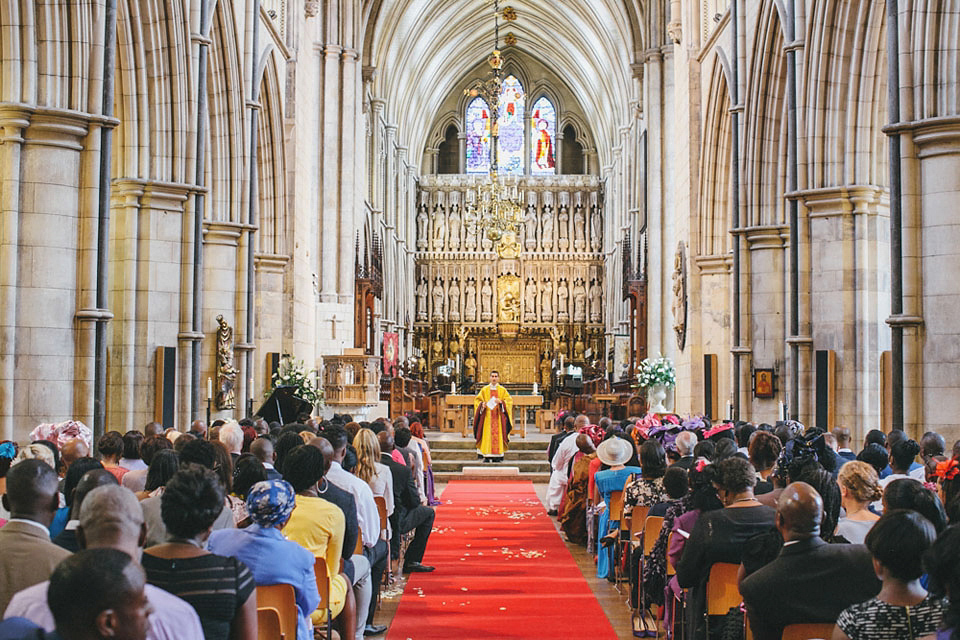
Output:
[
  {"left": 355, "top": 524, "right": 364, "bottom": 555},
  {"left": 313, "top": 557, "right": 333, "bottom": 640},
  {"left": 704, "top": 563, "right": 742, "bottom": 637},
  {"left": 606, "top": 490, "right": 625, "bottom": 592},
  {"left": 257, "top": 584, "right": 298, "bottom": 640},
  {"left": 374, "top": 496, "right": 390, "bottom": 607},
  {"left": 663, "top": 531, "right": 683, "bottom": 640},
  {"left": 257, "top": 606, "right": 284, "bottom": 640},
  {"left": 781, "top": 623, "right": 836, "bottom": 640}
]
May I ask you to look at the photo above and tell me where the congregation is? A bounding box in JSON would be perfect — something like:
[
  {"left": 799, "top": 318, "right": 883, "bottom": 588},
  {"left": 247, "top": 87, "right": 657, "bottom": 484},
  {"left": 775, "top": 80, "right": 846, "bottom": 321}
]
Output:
[
  {"left": 0, "top": 415, "right": 438, "bottom": 640},
  {"left": 547, "top": 411, "right": 960, "bottom": 640}
]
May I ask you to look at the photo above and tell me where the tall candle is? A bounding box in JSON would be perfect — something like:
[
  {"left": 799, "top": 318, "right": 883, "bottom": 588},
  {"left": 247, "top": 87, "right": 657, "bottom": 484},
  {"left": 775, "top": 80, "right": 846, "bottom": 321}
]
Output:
[
  {"left": 451, "top": 381, "right": 456, "bottom": 394},
  {"left": 206, "top": 377, "right": 213, "bottom": 400},
  {"left": 778, "top": 401, "right": 785, "bottom": 420}
]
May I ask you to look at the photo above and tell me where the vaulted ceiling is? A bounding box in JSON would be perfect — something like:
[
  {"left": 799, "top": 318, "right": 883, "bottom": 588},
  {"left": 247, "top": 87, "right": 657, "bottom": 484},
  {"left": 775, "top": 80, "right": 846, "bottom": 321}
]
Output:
[{"left": 362, "top": 0, "right": 647, "bottom": 171}]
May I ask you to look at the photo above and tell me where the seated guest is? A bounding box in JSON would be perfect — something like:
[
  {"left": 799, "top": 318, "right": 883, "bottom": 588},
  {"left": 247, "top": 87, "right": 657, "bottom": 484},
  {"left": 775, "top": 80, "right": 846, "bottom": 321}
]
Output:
[
  {"left": 916, "top": 431, "right": 946, "bottom": 481},
  {"left": 671, "top": 431, "right": 698, "bottom": 470},
  {"left": 353, "top": 428, "right": 395, "bottom": 538},
  {"left": 58, "top": 438, "right": 89, "bottom": 481},
  {"left": 136, "top": 449, "right": 179, "bottom": 500},
  {"left": 650, "top": 465, "right": 688, "bottom": 517},
  {"left": 879, "top": 438, "right": 922, "bottom": 490},
  {"left": 209, "top": 480, "right": 320, "bottom": 640},
  {"left": 44, "top": 549, "right": 153, "bottom": 640},
  {"left": 281, "top": 445, "right": 355, "bottom": 640},
  {"left": 835, "top": 510, "right": 943, "bottom": 640},
  {"left": 883, "top": 478, "right": 948, "bottom": 533},
  {"left": 122, "top": 435, "right": 171, "bottom": 493},
  {"left": 140, "top": 440, "right": 234, "bottom": 546},
  {"left": 740, "top": 482, "right": 880, "bottom": 639},
  {"left": 218, "top": 422, "right": 244, "bottom": 465},
  {"left": 231, "top": 455, "right": 267, "bottom": 503},
  {"left": 560, "top": 433, "right": 598, "bottom": 545},
  {"left": 623, "top": 440, "right": 669, "bottom": 518},
  {"left": 546, "top": 421, "right": 583, "bottom": 516},
  {"left": 53, "top": 457, "right": 104, "bottom": 538},
  {"left": 209, "top": 441, "right": 247, "bottom": 526},
  {"left": 748, "top": 431, "right": 782, "bottom": 495},
  {"left": 378, "top": 432, "right": 436, "bottom": 574},
  {"left": 833, "top": 427, "right": 856, "bottom": 463},
  {"left": 408, "top": 422, "right": 440, "bottom": 505},
  {"left": 97, "top": 431, "right": 129, "bottom": 482},
  {"left": 6, "top": 484, "right": 204, "bottom": 640},
  {"left": 119, "top": 431, "right": 147, "bottom": 471},
  {"left": 593, "top": 437, "right": 642, "bottom": 581},
  {"left": 0, "top": 441, "right": 15, "bottom": 525},
  {"left": 881, "top": 429, "right": 924, "bottom": 479},
  {"left": 676, "top": 457, "right": 776, "bottom": 637},
  {"left": 0, "top": 460, "right": 72, "bottom": 614},
  {"left": 394, "top": 427, "right": 426, "bottom": 505},
  {"left": 250, "top": 437, "right": 281, "bottom": 481},
  {"left": 836, "top": 461, "right": 881, "bottom": 544},
  {"left": 923, "top": 524, "right": 960, "bottom": 639},
  {"left": 141, "top": 466, "right": 256, "bottom": 640},
  {"left": 52, "top": 468, "right": 118, "bottom": 552}
]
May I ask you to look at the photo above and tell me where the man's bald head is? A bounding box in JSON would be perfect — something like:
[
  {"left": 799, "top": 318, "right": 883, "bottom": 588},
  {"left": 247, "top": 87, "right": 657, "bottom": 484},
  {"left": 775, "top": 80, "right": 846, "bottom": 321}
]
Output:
[
  {"left": 920, "top": 432, "right": 946, "bottom": 459},
  {"left": 576, "top": 433, "right": 594, "bottom": 454},
  {"left": 189, "top": 419, "right": 206, "bottom": 436},
  {"left": 573, "top": 414, "right": 590, "bottom": 430},
  {"left": 378, "top": 431, "right": 395, "bottom": 453},
  {"left": 308, "top": 436, "right": 335, "bottom": 466},
  {"left": 143, "top": 422, "right": 164, "bottom": 437},
  {"left": 776, "top": 481, "right": 822, "bottom": 541},
  {"left": 3, "top": 459, "right": 60, "bottom": 526},
  {"left": 60, "top": 438, "right": 90, "bottom": 470},
  {"left": 250, "top": 437, "right": 275, "bottom": 464}
]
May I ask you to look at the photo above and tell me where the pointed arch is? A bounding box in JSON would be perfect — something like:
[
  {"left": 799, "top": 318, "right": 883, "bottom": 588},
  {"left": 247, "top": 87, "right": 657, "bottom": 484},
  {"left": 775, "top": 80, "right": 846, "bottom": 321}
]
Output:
[
  {"left": 698, "top": 57, "right": 732, "bottom": 258},
  {"left": 529, "top": 95, "right": 557, "bottom": 175}
]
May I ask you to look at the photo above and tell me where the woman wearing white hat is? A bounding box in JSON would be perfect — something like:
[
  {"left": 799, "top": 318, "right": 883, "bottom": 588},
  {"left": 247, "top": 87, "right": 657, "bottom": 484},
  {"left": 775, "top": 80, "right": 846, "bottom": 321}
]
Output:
[{"left": 593, "top": 436, "right": 641, "bottom": 580}]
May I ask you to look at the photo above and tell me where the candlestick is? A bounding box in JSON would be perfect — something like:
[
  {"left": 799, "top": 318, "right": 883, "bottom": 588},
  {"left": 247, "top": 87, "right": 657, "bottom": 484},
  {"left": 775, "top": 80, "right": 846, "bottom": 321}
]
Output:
[{"left": 451, "top": 381, "right": 456, "bottom": 394}]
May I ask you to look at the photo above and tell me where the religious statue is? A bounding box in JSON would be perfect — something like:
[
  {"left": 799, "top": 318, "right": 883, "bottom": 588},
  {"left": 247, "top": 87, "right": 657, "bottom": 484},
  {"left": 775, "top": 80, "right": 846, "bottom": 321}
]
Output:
[
  {"left": 524, "top": 278, "right": 537, "bottom": 322},
  {"left": 573, "top": 279, "right": 587, "bottom": 322},
  {"left": 449, "top": 337, "right": 460, "bottom": 356},
  {"left": 539, "top": 351, "right": 553, "bottom": 389},
  {"left": 464, "top": 207, "right": 478, "bottom": 250},
  {"left": 464, "top": 278, "right": 477, "bottom": 322},
  {"left": 573, "top": 332, "right": 586, "bottom": 361},
  {"left": 673, "top": 241, "right": 688, "bottom": 350},
  {"left": 589, "top": 279, "right": 603, "bottom": 323},
  {"left": 540, "top": 278, "right": 554, "bottom": 322},
  {"left": 590, "top": 204, "right": 603, "bottom": 252},
  {"left": 416, "top": 277, "right": 428, "bottom": 321},
  {"left": 524, "top": 204, "right": 538, "bottom": 250},
  {"left": 574, "top": 205, "right": 586, "bottom": 251},
  {"left": 448, "top": 278, "right": 461, "bottom": 321},
  {"left": 432, "top": 331, "right": 444, "bottom": 361},
  {"left": 432, "top": 204, "right": 446, "bottom": 250},
  {"left": 215, "top": 314, "right": 237, "bottom": 410},
  {"left": 416, "top": 203, "right": 428, "bottom": 250},
  {"left": 480, "top": 277, "right": 493, "bottom": 321},
  {"left": 557, "top": 278, "right": 569, "bottom": 320},
  {"left": 557, "top": 205, "right": 569, "bottom": 252},
  {"left": 498, "top": 274, "right": 521, "bottom": 323},
  {"left": 541, "top": 205, "right": 554, "bottom": 251},
  {"left": 448, "top": 204, "right": 461, "bottom": 251},
  {"left": 432, "top": 277, "right": 445, "bottom": 321},
  {"left": 465, "top": 351, "right": 477, "bottom": 380}
]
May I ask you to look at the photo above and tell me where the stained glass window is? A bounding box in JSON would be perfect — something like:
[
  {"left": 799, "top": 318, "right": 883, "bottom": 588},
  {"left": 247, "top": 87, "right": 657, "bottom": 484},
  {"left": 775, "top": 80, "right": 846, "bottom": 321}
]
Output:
[
  {"left": 496, "top": 75, "right": 525, "bottom": 175},
  {"left": 530, "top": 97, "right": 557, "bottom": 175},
  {"left": 465, "top": 97, "right": 491, "bottom": 174}
]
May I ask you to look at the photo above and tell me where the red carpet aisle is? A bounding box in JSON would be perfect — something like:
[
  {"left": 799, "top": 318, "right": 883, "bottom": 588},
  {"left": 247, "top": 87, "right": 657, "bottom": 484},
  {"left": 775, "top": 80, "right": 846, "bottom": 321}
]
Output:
[{"left": 387, "top": 481, "right": 619, "bottom": 640}]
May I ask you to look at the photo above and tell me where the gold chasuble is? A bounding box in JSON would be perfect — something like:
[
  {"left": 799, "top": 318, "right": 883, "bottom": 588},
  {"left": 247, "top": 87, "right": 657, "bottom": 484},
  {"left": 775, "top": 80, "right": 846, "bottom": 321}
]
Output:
[{"left": 473, "top": 383, "right": 513, "bottom": 458}]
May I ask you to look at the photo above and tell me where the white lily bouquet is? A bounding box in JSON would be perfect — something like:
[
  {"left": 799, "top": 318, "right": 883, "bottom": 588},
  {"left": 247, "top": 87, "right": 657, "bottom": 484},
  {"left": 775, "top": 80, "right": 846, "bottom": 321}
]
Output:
[
  {"left": 269, "top": 356, "right": 324, "bottom": 406},
  {"left": 637, "top": 356, "right": 676, "bottom": 389}
]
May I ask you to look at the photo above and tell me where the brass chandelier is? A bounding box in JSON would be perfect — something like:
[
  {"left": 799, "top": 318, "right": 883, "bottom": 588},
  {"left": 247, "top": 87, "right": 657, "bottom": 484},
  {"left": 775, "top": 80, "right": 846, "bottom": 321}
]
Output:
[{"left": 464, "top": 1, "right": 524, "bottom": 259}]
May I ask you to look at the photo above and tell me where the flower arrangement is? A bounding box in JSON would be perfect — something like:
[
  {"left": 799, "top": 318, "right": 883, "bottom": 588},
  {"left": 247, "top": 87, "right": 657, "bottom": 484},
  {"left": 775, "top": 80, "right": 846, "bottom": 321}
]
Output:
[
  {"left": 269, "top": 356, "right": 324, "bottom": 407},
  {"left": 636, "top": 356, "right": 676, "bottom": 389}
]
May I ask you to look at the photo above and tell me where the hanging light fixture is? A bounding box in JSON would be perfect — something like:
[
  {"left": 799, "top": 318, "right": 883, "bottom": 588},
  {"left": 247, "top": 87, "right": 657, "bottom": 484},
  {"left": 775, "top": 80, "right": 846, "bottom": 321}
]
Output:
[{"left": 463, "top": 1, "right": 524, "bottom": 258}]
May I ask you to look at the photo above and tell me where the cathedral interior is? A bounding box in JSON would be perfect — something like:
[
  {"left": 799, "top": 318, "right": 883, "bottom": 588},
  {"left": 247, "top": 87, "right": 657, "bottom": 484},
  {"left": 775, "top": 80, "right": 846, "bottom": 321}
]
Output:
[{"left": 1, "top": 0, "right": 959, "bottom": 444}]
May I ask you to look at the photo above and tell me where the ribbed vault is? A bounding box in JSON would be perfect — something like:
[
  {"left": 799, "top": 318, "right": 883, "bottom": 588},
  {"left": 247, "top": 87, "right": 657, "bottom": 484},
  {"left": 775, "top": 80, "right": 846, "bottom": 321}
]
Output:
[{"left": 362, "top": 0, "right": 645, "bottom": 171}]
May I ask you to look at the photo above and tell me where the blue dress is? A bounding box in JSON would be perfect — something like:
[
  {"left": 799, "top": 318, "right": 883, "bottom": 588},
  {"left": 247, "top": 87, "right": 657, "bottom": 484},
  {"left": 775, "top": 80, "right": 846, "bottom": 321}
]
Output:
[{"left": 595, "top": 466, "right": 642, "bottom": 578}]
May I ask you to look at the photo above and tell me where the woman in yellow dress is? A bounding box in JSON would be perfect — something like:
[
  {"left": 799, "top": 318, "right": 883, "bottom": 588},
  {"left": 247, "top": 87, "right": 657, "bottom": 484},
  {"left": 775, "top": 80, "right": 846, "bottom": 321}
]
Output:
[{"left": 473, "top": 370, "right": 513, "bottom": 462}]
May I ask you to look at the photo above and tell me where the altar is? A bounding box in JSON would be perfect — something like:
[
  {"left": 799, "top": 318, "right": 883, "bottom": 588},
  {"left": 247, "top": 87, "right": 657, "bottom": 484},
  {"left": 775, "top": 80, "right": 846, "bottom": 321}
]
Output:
[{"left": 444, "top": 392, "right": 543, "bottom": 439}]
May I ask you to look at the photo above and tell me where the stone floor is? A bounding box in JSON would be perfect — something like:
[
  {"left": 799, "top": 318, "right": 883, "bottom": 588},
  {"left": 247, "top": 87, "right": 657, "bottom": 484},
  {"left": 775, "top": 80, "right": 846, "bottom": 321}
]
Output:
[{"left": 373, "top": 479, "right": 636, "bottom": 640}]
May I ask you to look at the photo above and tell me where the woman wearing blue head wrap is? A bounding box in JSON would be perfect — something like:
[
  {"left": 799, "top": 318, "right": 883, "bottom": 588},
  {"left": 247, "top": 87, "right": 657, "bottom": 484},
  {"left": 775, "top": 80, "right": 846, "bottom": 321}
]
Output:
[{"left": 209, "top": 479, "right": 321, "bottom": 640}]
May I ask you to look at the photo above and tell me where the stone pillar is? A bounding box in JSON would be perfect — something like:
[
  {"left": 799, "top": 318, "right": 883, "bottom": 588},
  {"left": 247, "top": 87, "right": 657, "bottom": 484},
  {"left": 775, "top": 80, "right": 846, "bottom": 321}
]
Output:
[
  {"left": 911, "top": 121, "right": 960, "bottom": 436},
  {"left": 319, "top": 43, "right": 342, "bottom": 303},
  {"left": 370, "top": 99, "right": 385, "bottom": 211},
  {"left": 645, "top": 49, "right": 664, "bottom": 355},
  {"left": 458, "top": 133, "right": 466, "bottom": 174},
  {"left": 0, "top": 107, "right": 29, "bottom": 440},
  {"left": 338, "top": 47, "right": 359, "bottom": 304}
]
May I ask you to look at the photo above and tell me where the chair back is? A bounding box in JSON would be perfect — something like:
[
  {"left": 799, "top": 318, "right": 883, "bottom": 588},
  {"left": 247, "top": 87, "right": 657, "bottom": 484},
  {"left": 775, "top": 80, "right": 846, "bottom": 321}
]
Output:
[
  {"left": 314, "top": 557, "right": 331, "bottom": 607},
  {"left": 665, "top": 531, "right": 677, "bottom": 577},
  {"left": 642, "top": 516, "right": 663, "bottom": 556},
  {"left": 608, "top": 490, "right": 624, "bottom": 521},
  {"left": 781, "top": 623, "right": 836, "bottom": 640},
  {"left": 257, "top": 584, "right": 297, "bottom": 640},
  {"left": 374, "top": 495, "right": 388, "bottom": 533},
  {"left": 627, "top": 505, "right": 650, "bottom": 537},
  {"left": 705, "top": 562, "right": 742, "bottom": 616},
  {"left": 355, "top": 525, "right": 364, "bottom": 555},
  {"left": 257, "top": 607, "right": 284, "bottom": 640}
]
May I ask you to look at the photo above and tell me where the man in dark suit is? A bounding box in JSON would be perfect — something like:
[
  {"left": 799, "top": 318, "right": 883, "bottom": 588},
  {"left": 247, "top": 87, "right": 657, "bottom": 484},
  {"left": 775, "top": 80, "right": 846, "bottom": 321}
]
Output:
[
  {"left": 378, "top": 432, "right": 435, "bottom": 573},
  {"left": 670, "top": 431, "right": 698, "bottom": 470},
  {"left": 740, "top": 482, "right": 881, "bottom": 640},
  {"left": 0, "top": 459, "right": 73, "bottom": 614},
  {"left": 251, "top": 436, "right": 283, "bottom": 481}
]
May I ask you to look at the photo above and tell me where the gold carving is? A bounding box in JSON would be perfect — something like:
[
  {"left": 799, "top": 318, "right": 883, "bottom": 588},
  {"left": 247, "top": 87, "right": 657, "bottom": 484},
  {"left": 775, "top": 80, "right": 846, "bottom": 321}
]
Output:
[
  {"left": 476, "top": 337, "right": 539, "bottom": 385},
  {"left": 497, "top": 274, "right": 521, "bottom": 323}
]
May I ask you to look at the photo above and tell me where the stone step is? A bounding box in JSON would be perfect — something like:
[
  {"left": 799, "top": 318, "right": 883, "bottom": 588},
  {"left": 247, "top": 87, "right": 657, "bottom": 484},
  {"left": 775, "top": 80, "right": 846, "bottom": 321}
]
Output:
[
  {"left": 425, "top": 437, "right": 547, "bottom": 451},
  {"left": 429, "top": 449, "right": 547, "bottom": 461},
  {"left": 432, "top": 460, "right": 551, "bottom": 473}
]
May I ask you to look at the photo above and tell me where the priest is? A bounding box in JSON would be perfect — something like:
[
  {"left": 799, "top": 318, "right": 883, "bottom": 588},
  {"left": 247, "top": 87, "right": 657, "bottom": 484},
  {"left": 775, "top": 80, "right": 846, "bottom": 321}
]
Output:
[{"left": 473, "top": 370, "right": 513, "bottom": 462}]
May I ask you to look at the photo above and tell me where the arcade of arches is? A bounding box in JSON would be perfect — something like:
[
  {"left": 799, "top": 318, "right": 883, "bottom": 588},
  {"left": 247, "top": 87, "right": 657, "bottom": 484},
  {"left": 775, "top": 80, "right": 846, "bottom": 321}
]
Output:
[{"left": 1, "top": 1, "right": 960, "bottom": 444}]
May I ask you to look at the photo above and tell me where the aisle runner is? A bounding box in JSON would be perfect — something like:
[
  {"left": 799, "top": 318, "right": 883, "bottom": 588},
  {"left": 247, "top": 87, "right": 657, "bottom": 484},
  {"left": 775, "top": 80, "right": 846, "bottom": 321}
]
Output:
[{"left": 387, "top": 481, "right": 619, "bottom": 640}]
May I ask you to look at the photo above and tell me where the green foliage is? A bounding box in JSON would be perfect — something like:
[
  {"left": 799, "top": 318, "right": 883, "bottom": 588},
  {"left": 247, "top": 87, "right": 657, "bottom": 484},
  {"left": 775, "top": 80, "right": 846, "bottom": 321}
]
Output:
[
  {"left": 268, "top": 356, "right": 324, "bottom": 406},
  {"left": 636, "top": 356, "right": 676, "bottom": 389}
]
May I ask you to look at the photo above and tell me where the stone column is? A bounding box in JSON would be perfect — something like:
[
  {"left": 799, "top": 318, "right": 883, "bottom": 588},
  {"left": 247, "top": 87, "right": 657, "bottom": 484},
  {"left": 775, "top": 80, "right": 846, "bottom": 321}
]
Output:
[
  {"left": 319, "top": 43, "right": 342, "bottom": 303},
  {"left": 338, "top": 47, "right": 359, "bottom": 304},
  {"left": 0, "top": 107, "right": 29, "bottom": 440},
  {"left": 458, "top": 133, "right": 466, "bottom": 174}
]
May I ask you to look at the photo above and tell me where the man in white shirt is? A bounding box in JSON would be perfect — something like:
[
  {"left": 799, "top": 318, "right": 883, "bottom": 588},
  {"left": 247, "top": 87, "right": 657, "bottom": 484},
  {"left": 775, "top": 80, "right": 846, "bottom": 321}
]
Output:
[
  {"left": 5, "top": 484, "right": 204, "bottom": 640},
  {"left": 545, "top": 423, "right": 583, "bottom": 515}
]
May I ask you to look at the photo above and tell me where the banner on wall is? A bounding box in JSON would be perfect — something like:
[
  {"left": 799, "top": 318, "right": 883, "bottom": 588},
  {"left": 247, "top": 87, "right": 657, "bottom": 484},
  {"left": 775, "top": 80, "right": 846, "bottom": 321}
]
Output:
[
  {"left": 612, "top": 334, "right": 630, "bottom": 382},
  {"left": 383, "top": 332, "right": 399, "bottom": 376}
]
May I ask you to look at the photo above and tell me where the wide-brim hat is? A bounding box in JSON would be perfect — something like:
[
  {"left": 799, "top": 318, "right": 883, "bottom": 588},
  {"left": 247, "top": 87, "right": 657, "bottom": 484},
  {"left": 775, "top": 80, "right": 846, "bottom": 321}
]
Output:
[{"left": 597, "top": 437, "right": 633, "bottom": 466}]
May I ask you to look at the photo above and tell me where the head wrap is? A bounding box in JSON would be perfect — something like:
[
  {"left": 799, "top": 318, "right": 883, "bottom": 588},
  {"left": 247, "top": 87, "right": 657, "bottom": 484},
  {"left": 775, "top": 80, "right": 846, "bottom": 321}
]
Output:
[
  {"left": 578, "top": 424, "right": 604, "bottom": 448},
  {"left": 29, "top": 420, "right": 93, "bottom": 451},
  {"left": 0, "top": 441, "right": 16, "bottom": 459},
  {"left": 703, "top": 423, "right": 734, "bottom": 439},
  {"left": 245, "top": 480, "right": 297, "bottom": 528}
]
